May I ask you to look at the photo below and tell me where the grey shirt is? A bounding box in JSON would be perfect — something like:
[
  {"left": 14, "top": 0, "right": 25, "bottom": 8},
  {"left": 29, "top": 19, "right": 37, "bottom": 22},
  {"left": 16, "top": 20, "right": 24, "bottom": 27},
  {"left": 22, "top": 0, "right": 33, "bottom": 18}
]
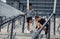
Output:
[{"left": 24, "top": 9, "right": 36, "bottom": 18}]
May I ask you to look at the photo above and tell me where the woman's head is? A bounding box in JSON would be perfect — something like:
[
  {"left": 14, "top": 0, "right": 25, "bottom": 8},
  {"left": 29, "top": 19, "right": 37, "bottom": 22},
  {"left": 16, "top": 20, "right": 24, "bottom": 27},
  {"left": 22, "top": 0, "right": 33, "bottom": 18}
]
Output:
[{"left": 35, "top": 16, "right": 40, "bottom": 21}]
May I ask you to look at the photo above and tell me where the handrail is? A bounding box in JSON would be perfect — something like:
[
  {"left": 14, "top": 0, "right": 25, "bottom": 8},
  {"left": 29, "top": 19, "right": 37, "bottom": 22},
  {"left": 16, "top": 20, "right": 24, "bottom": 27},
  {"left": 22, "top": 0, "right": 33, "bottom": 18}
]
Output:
[
  {"left": 2, "top": 13, "right": 60, "bottom": 23},
  {"left": 3, "top": 16, "right": 14, "bottom": 21},
  {"left": 0, "top": 14, "right": 25, "bottom": 39},
  {"left": 1, "top": 16, "right": 16, "bottom": 29},
  {"left": 0, "top": 14, "right": 25, "bottom": 27},
  {"left": 32, "top": 13, "right": 54, "bottom": 39}
]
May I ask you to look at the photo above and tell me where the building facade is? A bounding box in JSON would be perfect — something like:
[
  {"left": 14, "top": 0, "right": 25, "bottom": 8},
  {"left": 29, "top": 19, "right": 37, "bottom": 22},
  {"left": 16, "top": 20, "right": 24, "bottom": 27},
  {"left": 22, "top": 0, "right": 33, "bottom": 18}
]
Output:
[{"left": 6, "top": 0, "right": 60, "bottom": 14}]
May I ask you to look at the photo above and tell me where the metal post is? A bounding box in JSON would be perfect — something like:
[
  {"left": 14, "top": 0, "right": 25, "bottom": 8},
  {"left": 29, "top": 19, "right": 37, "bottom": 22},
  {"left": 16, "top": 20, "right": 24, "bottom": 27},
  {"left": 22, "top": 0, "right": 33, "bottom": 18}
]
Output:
[
  {"left": 13, "top": 20, "right": 15, "bottom": 29},
  {"left": 19, "top": 16, "right": 21, "bottom": 25},
  {"left": 53, "top": 0, "right": 57, "bottom": 13},
  {"left": 53, "top": 0, "right": 57, "bottom": 36},
  {"left": 47, "top": 18, "right": 50, "bottom": 39},
  {"left": 27, "top": 0, "right": 29, "bottom": 10},
  {"left": 0, "top": 16, "right": 2, "bottom": 32},
  {"left": 22, "top": 15, "right": 25, "bottom": 33},
  {"left": 10, "top": 20, "right": 14, "bottom": 39},
  {"left": 7, "top": 22, "right": 10, "bottom": 32},
  {"left": 54, "top": 14, "right": 56, "bottom": 35}
]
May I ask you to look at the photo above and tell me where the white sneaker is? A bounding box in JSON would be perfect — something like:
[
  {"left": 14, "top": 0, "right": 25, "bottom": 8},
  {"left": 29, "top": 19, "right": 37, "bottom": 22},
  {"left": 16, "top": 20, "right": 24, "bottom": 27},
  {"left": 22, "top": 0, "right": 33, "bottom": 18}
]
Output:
[{"left": 27, "top": 30, "right": 30, "bottom": 33}]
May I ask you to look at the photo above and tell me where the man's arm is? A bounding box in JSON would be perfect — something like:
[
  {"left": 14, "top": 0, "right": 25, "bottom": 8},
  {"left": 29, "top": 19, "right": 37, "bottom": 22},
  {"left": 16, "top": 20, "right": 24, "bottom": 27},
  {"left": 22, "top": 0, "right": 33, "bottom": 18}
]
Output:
[{"left": 32, "top": 10, "right": 36, "bottom": 17}]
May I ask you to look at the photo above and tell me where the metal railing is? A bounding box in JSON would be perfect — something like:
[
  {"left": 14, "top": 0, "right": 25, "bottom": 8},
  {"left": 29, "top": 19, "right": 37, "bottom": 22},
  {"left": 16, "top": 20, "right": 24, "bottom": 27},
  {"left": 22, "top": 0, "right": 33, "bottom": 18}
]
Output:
[
  {"left": 0, "top": 12, "right": 60, "bottom": 39},
  {"left": 32, "top": 12, "right": 55, "bottom": 39},
  {"left": 0, "top": 14, "right": 25, "bottom": 39}
]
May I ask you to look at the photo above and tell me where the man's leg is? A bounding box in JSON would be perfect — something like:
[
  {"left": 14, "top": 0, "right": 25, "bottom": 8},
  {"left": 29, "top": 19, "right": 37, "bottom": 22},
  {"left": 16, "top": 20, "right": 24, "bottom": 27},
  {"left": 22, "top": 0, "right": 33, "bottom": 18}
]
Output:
[
  {"left": 27, "top": 23, "right": 30, "bottom": 31},
  {"left": 27, "top": 17, "right": 30, "bottom": 32},
  {"left": 27, "top": 20, "right": 32, "bottom": 30},
  {"left": 27, "top": 17, "right": 32, "bottom": 33}
]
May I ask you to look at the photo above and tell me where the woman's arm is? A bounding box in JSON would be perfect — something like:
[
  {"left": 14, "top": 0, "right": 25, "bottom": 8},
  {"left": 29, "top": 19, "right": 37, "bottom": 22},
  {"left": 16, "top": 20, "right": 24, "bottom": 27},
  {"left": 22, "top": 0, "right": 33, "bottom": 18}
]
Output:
[
  {"left": 36, "top": 22, "right": 47, "bottom": 31},
  {"left": 35, "top": 22, "right": 42, "bottom": 30}
]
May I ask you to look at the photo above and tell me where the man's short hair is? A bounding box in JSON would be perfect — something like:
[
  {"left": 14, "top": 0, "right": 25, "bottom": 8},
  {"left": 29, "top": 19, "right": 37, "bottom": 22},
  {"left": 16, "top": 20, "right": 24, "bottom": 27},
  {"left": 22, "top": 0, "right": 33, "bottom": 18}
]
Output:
[
  {"left": 35, "top": 16, "right": 39, "bottom": 19},
  {"left": 29, "top": 3, "right": 32, "bottom": 6}
]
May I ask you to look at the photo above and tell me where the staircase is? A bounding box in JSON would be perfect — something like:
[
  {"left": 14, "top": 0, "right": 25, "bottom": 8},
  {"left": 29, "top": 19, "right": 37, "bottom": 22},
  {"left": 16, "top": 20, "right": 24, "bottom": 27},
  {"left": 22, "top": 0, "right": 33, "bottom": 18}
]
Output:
[
  {"left": 0, "top": 19, "right": 60, "bottom": 39},
  {"left": 0, "top": 1, "right": 60, "bottom": 39}
]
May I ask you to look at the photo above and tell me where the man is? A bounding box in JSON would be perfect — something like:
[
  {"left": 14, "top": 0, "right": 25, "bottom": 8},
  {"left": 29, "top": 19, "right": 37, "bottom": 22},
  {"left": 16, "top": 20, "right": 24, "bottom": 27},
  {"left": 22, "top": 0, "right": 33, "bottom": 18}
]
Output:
[
  {"left": 35, "top": 16, "right": 48, "bottom": 39},
  {"left": 24, "top": 3, "right": 36, "bottom": 33}
]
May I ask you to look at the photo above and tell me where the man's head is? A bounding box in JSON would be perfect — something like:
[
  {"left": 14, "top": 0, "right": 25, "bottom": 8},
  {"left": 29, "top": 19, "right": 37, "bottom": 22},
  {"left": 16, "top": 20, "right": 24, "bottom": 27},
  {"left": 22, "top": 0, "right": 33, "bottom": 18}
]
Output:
[
  {"left": 29, "top": 3, "right": 32, "bottom": 10},
  {"left": 35, "top": 16, "right": 41, "bottom": 21}
]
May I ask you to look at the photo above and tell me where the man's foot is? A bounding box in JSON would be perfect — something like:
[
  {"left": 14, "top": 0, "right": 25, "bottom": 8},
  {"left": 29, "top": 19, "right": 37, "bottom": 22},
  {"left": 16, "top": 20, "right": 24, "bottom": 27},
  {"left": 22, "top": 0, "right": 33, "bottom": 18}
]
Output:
[{"left": 27, "top": 30, "right": 30, "bottom": 33}]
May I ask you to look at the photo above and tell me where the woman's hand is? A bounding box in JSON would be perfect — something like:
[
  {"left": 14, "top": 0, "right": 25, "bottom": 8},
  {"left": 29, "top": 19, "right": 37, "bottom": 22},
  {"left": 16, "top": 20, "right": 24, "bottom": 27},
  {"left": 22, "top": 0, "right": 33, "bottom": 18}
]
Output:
[{"left": 43, "top": 28, "right": 47, "bottom": 31}]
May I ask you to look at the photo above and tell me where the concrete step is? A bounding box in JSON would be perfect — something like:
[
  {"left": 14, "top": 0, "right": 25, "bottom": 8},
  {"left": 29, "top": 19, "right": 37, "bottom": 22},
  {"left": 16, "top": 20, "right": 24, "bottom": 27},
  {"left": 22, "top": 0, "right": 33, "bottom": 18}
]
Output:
[
  {"left": 15, "top": 36, "right": 31, "bottom": 39},
  {"left": 0, "top": 32, "right": 31, "bottom": 39},
  {"left": 0, "top": 38, "right": 5, "bottom": 39},
  {"left": 16, "top": 33, "right": 31, "bottom": 37},
  {"left": 0, "top": 32, "right": 60, "bottom": 39},
  {"left": 0, "top": 35, "right": 8, "bottom": 38},
  {"left": 41, "top": 38, "right": 46, "bottom": 39},
  {"left": 0, "top": 32, "right": 8, "bottom": 39},
  {"left": 14, "top": 33, "right": 31, "bottom": 39}
]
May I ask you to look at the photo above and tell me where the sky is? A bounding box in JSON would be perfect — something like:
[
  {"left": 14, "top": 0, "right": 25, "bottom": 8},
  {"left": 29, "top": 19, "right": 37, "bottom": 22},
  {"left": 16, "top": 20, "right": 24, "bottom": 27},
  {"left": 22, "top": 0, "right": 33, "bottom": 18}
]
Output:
[{"left": 1, "top": 0, "right": 6, "bottom": 2}]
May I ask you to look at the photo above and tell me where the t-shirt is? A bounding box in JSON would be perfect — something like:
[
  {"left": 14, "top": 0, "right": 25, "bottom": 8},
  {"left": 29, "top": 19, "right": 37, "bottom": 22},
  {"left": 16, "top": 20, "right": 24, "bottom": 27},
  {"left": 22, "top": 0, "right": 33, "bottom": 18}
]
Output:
[
  {"left": 38, "top": 19, "right": 48, "bottom": 30},
  {"left": 38, "top": 19, "right": 45, "bottom": 25},
  {"left": 23, "top": 9, "right": 36, "bottom": 18}
]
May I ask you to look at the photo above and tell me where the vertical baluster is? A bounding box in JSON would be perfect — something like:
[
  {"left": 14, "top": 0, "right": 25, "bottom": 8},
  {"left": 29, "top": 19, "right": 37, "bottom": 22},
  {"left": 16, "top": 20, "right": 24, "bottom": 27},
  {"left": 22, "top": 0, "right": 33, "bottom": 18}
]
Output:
[
  {"left": 47, "top": 19, "right": 50, "bottom": 39},
  {"left": 7, "top": 22, "right": 10, "bottom": 32},
  {"left": 10, "top": 20, "right": 15, "bottom": 39},
  {"left": 54, "top": 14, "right": 56, "bottom": 35},
  {"left": 0, "top": 16, "right": 2, "bottom": 32},
  {"left": 22, "top": 15, "right": 25, "bottom": 33}
]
